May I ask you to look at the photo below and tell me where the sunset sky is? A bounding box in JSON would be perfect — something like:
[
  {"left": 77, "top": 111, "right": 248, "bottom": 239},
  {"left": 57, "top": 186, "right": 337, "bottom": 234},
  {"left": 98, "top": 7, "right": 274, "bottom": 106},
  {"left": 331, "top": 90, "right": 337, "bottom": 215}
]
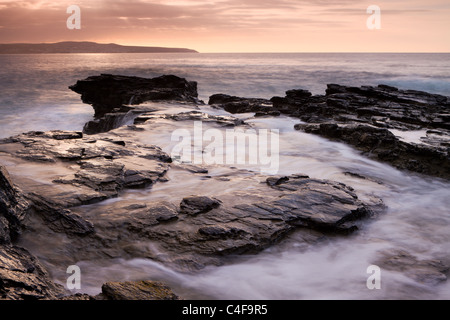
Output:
[{"left": 0, "top": 0, "right": 449, "bottom": 52}]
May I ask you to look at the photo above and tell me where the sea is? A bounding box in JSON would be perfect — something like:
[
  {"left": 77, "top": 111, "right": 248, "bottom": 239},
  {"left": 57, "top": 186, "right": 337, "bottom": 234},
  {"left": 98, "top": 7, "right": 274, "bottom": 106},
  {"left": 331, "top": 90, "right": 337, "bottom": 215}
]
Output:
[{"left": 0, "top": 52, "right": 450, "bottom": 300}]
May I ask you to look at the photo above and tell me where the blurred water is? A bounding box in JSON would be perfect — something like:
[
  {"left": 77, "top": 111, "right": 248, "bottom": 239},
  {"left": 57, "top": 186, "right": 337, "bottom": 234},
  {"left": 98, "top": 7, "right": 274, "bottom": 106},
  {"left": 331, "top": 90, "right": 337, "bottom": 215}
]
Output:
[
  {"left": 2, "top": 52, "right": 450, "bottom": 300},
  {"left": 1, "top": 52, "right": 449, "bottom": 138}
]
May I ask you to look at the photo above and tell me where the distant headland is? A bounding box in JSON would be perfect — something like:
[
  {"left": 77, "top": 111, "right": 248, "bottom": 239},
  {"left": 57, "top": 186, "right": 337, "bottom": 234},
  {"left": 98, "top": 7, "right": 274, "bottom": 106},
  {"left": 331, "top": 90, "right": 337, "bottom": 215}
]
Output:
[{"left": 0, "top": 41, "right": 198, "bottom": 54}]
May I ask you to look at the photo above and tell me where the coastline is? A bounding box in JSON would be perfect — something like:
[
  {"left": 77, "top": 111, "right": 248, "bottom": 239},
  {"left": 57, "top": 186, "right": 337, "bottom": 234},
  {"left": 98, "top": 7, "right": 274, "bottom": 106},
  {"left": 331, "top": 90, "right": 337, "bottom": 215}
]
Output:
[{"left": 0, "top": 73, "right": 449, "bottom": 300}]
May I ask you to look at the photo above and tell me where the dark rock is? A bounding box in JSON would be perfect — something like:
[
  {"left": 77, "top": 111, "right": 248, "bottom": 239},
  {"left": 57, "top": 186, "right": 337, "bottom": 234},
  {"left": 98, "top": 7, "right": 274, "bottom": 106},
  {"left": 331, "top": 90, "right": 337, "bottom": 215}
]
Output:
[
  {"left": 70, "top": 74, "right": 200, "bottom": 117},
  {"left": 268, "top": 83, "right": 450, "bottom": 179},
  {"left": 99, "top": 280, "right": 180, "bottom": 300},
  {"left": 198, "top": 225, "right": 247, "bottom": 240},
  {"left": 42, "top": 174, "right": 383, "bottom": 272},
  {"left": 180, "top": 196, "right": 222, "bottom": 215},
  {"left": 0, "top": 245, "right": 66, "bottom": 300},
  {"left": 286, "top": 89, "right": 312, "bottom": 99},
  {"left": 278, "top": 83, "right": 450, "bottom": 131},
  {"left": 295, "top": 123, "right": 450, "bottom": 179},
  {"left": 208, "top": 94, "right": 275, "bottom": 115},
  {"left": 83, "top": 112, "right": 134, "bottom": 135},
  {"left": 0, "top": 166, "right": 30, "bottom": 243}
]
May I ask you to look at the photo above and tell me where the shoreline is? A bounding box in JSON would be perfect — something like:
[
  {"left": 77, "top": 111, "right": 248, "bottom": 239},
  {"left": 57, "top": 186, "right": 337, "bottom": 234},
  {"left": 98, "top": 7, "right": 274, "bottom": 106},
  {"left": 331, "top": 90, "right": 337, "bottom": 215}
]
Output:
[{"left": 0, "top": 74, "right": 449, "bottom": 300}]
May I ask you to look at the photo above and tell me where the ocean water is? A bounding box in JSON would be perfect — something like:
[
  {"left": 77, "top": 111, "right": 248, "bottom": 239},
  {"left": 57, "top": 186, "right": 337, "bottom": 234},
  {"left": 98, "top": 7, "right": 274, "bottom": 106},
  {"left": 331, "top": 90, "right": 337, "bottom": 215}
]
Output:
[
  {"left": 1, "top": 52, "right": 450, "bottom": 138},
  {"left": 1, "top": 53, "right": 450, "bottom": 300}
]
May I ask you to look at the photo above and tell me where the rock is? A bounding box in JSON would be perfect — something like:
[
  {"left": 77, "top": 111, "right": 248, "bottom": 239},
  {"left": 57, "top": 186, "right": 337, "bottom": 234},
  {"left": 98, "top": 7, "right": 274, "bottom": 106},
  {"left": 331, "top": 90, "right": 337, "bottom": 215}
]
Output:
[
  {"left": 208, "top": 94, "right": 277, "bottom": 115},
  {"left": 0, "top": 130, "right": 171, "bottom": 236},
  {"left": 0, "top": 245, "right": 66, "bottom": 300},
  {"left": 0, "top": 166, "right": 30, "bottom": 243},
  {"left": 269, "top": 83, "right": 450, "bottom": 179},
  {"left": 70, "top": 74, "right": 201, "bottom": 117},
  {"left": 99, "top": 280, "right": 180, "bottom": 300},
  {"left": 286, "top": 89, "right": 313, "bottom": 99},
  {"left": 134, "top": 110, "right": 245, "bottom": 127},
  {"left": 83, "top": 111, "right": 134, "bottom": 135},
  {"left": 295, "top": 123, "right": 450, "bottom": 179},
  {"left": 40, "top": 174, "right": 382, "bottom": 272},
  {"left": 26, "top": 193, "right": 95, "bottom": 236},
  {"left": 57, "top": 293, "right": 95, "bottom": 300},
  {"left": 57, "top": 280, "right": 181, "bottom": 300},
  {"left": 374, "top": 249, "right": 449, "bottom": 286},
  {"left": 180, "top": 196, "right": 222, "bottom": 215}
]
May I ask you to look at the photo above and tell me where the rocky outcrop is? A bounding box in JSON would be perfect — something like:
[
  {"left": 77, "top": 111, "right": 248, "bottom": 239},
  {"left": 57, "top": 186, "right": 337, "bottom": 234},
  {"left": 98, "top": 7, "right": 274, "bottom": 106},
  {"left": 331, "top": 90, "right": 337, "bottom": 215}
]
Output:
[
  {"left": 4, "top": 75, "right": 448, "bottom": 300},
  {"left": 272, "top": 84, "right": 450, "bottom": 131},
  {"left": 208, "top": 84, "right": 450, "bottom": 179},
  {"left": 0, "top": 130, "right": 171, "bottom": 236},
  {"left": 209, "top": 94, "right": 278, "bottom": 116},
  {"left": 0, "top": 166, "right": 66, "bottom": 300},
  {"left": 0, "top": 166, "right": 29, "bottom": 243},
  {"left": 83, "top": 111, "right": 135, "bottom": 135},
  {"left": 295, "top": 123, "right": 450, "bottom": 179},
  {"left": 0, "top": 245, "right": 66, "bottom": 300},
  {"left": 33, "top": 174, "right": 383, "bottom": 272},
  {"left": 70, "top": 74, "right": 201, "bottom": 117}
]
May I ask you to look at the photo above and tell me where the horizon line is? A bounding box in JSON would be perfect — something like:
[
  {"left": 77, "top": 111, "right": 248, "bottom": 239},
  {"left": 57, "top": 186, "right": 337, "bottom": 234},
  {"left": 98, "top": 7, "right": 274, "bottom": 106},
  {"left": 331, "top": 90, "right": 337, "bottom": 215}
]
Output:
[{"left": 0, "top": 41, "right": 449, "bottom": 54}]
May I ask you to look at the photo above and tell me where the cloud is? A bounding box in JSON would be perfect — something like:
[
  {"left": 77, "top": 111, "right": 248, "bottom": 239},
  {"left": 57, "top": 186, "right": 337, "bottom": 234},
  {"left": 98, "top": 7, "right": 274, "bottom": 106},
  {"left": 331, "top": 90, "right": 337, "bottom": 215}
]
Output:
[{"left": 0, "top": 0, "right": 448, "bottom": 52}]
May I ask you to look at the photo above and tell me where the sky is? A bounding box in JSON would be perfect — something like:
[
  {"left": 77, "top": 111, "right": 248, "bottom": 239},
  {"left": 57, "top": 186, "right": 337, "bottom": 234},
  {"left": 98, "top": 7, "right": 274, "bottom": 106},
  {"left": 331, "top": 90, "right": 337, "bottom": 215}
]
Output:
[{"left": 0, "top": 0, "right": 449, "bottom": 52}]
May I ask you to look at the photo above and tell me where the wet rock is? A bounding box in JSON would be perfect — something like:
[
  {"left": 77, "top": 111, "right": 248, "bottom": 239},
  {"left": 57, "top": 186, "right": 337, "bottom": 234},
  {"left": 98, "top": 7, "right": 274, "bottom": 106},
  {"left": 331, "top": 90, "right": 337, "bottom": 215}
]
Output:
[
  {"left": 45, "top": 174, "right": 383, "bottom": 272},
  {"left": 208, "top": 94, "right": 277, "bottom": 115},
  {"left": 180, "top": 196, "right": 222, "bottom": 215},
  {"left": 70, "top": 74, "right": 201, "bottom": 117},
  {"left": 295, "top": 123, "right": 450, "bottom": 179},
  {"left": 374, "top": 249, "right": 449, "bottom": 286},
  {"left": 83, "top": 112, "right": 135, "bottom": 135},
  {"left": 269, "top": 84, "right": 450, "bottom": 179},
  {"left": 98, "top": 280, "right": 180, "bottom": 300},
  {"left": 26, "top": 193, "right": 95, "bottom": 236},
  {"left": 0, "top": 130, "right": 171, "bottom": 236},
  {"left": 198, "top": 225, "right": 248, "bottom": 240},
  {"left": 0, "top": 245, "right": 66, "bottom": 300},
  {"left": 0, "top": 166, "right": 30, "bottom": 243},
  {"left": 134, "top": 110, "right": 245, "bottom": 127}
]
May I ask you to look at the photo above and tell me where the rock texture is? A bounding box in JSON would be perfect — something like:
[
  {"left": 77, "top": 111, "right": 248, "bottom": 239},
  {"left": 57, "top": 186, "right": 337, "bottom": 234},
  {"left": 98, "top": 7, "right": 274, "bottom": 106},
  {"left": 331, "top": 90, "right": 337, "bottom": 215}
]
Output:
[
  {"left": 133, "top": 110, "right": 245, "bottom": 127},
  {"left": 295, "top": 123, "right": 449, "bottom": 178},
  {"left": 209, "top": 94, "right": 278, "bottom": 116},
  {"left": 3, "top": 75, "right": 448, "bottom": 300},
  {"left": 0, "top": 245, "right": 66, "bottom": 300},
  {"left": 0, "top": 166, "right": 29, "bottom": 243},
  {"left": 70, "top": 74, "right": 201, "bottom": 117},
  {"left": 273, "top": 84, "right": 450, "bottom": 131},
  {"left": 0, "top": 130, "right": 171, "bottom": 236},
  {"left": 0, "top": 166, "right": 66, "bottom": 300},
  {"left": 208, "top": 84, "right": 450, "bottom": 179},
  {"left": 98, "top": 281, "right": 180, "bottom": 300},
  {"left": 34, "top": 174, "right": 383, "bottom": 272}
]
